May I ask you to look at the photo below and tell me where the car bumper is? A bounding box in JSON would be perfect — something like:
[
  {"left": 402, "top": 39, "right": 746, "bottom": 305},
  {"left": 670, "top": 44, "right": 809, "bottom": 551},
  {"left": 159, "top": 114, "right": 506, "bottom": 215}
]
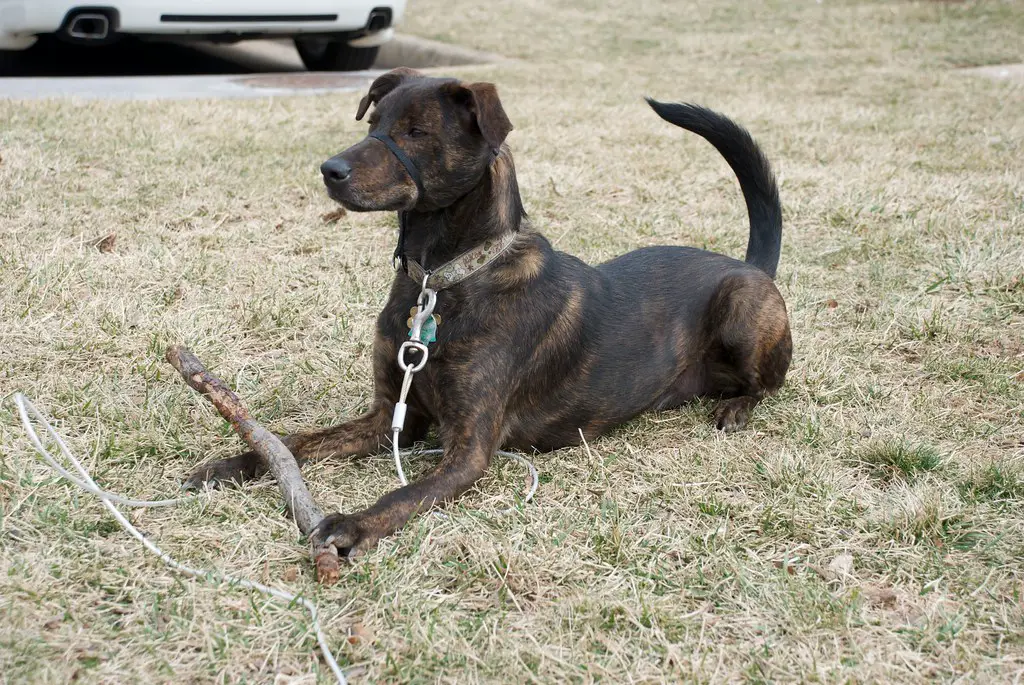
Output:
[{"left": 0, "top": 0, "right": 405, "bottom": 49}]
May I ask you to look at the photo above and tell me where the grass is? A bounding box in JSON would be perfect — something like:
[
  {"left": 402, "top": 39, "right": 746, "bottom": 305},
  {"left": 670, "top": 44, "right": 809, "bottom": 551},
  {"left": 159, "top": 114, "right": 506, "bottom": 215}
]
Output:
[
  {"left": 2, "top": 0, "right": 1023, "bottom": 682},
  {"left": 856, "top": 440, "right": 944, "bottom": 484},
  {"left": 959, "top": 459, "right": 1024, "bottom": 505}
]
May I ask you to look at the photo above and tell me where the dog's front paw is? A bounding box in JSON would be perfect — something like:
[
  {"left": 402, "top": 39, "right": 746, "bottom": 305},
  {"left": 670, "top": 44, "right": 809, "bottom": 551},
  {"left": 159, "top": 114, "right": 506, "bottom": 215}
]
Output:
[
  {"left": 183, "top": 452, "right": 263, "bottom": 490},
  {"left": 312, "top": 512, "right": 382, "bottom": 559}
]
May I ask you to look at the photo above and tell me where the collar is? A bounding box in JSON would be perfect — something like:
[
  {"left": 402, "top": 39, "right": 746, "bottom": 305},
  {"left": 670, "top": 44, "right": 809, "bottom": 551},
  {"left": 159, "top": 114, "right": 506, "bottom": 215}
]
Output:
[{"left": 401, "top": 231, "right": 518, "bottom": 290}]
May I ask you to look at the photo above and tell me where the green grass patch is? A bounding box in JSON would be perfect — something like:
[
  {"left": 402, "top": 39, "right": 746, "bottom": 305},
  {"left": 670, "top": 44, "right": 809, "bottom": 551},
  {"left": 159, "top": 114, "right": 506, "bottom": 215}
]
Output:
[
  {"left": 959, "top": 460, "right": 1024, "bottom": 505},
  {"left": 856, "top": 441, "right": 944, "bottom": 484}
]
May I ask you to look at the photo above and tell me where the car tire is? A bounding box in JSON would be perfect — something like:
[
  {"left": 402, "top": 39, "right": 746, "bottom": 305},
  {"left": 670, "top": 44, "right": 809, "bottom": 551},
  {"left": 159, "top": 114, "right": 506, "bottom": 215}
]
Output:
[
  {"left": 0, "top": 48, "right": 29, "bottom": 75},
  {"left": 294, "top": 38, "right": 379, "bottom": 71}
]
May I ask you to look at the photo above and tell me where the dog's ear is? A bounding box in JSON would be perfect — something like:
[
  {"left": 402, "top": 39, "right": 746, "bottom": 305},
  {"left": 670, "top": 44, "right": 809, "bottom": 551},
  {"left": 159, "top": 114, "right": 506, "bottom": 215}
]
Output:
[
  {"left": 447, "top": 81, "right": 514, "bottom": 150},
  {"left": 355, "top": 67, "right": 423, "bottom": 121}
]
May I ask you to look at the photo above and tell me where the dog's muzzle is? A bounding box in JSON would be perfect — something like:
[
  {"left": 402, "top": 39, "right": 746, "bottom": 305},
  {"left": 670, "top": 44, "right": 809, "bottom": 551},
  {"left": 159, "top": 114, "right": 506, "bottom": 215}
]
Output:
[{"left": 320, "top": 132, "right": 424, "bottom": 204}]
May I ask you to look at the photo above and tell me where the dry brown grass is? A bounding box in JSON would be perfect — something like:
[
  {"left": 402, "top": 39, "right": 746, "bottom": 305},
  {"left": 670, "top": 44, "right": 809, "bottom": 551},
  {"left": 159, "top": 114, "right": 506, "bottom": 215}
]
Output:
[{"left": 2, "top": 0, "right": 1023, "bottom": 682}]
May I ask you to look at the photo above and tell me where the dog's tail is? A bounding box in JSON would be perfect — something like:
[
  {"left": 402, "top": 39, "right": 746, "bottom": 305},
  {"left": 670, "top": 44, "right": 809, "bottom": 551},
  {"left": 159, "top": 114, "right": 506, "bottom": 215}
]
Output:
[{"left": 645, "top": 98, "right": 782, "bottom": 279}]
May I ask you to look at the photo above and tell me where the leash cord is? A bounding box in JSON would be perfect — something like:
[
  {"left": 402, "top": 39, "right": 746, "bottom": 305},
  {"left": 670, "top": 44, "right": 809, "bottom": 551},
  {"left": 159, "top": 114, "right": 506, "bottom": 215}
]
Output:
[
  {"left": 13, "top": 385, "right": 537, "bottom": 684},
  {"left": 392, "top": 278, "right": 539, "bottom": 509},
  {"left": 13, "top": 270, "right": 538, "bottom": 684},
  {"left": 13, "top": 393, "right": 349, "bottom": 685},
  {"left": 390, "top": 432, "right": 539, "bottom": 511},
  {"left": 12, "top": 212, "right": 537, "bottom": 683}
]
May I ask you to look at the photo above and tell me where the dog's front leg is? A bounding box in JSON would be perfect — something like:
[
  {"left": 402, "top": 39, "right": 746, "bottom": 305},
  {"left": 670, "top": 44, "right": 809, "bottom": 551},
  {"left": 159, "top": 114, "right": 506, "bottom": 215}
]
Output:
[{"left": 314, "top": 401, "right": 503, "bottom": 558}]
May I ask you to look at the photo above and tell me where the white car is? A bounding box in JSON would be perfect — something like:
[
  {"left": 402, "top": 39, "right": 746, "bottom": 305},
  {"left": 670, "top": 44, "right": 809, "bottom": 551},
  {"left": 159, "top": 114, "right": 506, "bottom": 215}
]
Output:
[{"left": 0, "top": 0, "right": 406, "bottom": 71}]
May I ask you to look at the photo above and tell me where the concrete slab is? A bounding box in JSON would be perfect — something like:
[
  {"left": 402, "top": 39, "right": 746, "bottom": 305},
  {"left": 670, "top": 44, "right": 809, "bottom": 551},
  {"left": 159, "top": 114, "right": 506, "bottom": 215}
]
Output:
[{"left": 0, "top": 71, "right": 375, "bottom": 100}]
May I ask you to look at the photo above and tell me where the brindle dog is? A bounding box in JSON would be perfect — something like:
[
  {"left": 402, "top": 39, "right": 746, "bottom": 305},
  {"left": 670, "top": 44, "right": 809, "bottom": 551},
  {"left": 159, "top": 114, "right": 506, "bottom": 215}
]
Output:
[{"left": 186, "top": 68, "right": 792, "bottom": 557}]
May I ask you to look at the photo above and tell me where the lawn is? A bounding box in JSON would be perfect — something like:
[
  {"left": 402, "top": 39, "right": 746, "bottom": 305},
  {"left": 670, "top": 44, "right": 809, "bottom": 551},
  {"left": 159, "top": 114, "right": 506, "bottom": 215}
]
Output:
[{"left": 2, "top": 0, "right": 1023, "bottom": 682}]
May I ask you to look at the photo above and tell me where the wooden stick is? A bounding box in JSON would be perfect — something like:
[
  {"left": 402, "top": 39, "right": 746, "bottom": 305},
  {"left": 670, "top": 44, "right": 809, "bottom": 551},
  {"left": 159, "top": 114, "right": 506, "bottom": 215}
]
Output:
[{"left": 165, "top": 344, "right": 341, "bottom": 585}]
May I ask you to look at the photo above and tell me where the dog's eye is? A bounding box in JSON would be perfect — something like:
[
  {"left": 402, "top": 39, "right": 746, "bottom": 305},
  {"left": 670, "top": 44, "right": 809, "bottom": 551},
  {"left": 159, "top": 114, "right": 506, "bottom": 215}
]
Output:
[{"left": 408, "top": 128, "right": 427, "bottom": 138}]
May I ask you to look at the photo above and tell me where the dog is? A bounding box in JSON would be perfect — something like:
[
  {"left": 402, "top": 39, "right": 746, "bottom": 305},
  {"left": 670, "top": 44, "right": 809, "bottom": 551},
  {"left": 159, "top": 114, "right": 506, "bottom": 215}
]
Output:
[{"left": 186, "top": 68, "right": 792, "bottom": 557}]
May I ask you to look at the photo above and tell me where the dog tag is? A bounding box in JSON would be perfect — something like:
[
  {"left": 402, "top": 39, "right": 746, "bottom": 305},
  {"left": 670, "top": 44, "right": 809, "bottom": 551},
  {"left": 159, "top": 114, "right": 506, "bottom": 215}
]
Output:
[{"left": 407, "top": 308, "right": 441, "bottom": 344}]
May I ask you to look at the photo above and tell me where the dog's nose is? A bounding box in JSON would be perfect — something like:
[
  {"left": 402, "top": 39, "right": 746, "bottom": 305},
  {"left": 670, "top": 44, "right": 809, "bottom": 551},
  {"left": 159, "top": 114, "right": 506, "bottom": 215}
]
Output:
[{"left": 321, "top": 157, "right": 351, "bottom": 184}]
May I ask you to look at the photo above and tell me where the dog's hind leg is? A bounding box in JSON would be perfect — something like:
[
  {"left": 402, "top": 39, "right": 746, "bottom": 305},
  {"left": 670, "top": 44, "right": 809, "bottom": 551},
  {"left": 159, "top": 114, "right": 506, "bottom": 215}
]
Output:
[
  {"left": 712, "top": 333, "right": 790, "bottom": 431},
  {"left": 708, "top": 275, "right": 792, "bottom": 432}
]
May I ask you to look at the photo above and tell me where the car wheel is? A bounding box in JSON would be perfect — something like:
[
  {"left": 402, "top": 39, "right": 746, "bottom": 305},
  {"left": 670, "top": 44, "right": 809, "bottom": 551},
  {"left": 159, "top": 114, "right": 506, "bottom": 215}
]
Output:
[
  {"left": 294, "top": 37, "right": 379, "bottom": 71},
  {"left": 0, "top": 48, "right": 30, "bottom": 75}
]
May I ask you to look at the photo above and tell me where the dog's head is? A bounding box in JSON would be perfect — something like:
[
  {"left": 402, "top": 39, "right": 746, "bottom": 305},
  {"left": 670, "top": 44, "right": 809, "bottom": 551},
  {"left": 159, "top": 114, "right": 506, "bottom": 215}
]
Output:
[{"left": 321, "top": 68, "right": 513, "bottom": 213}]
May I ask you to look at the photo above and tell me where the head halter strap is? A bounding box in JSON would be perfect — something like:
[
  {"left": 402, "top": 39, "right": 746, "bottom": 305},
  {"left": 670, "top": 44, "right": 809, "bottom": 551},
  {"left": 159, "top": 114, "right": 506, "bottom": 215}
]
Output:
[
  {"left": 369, "top": 131, "right": 425, "bottom": 271},
  {"left": 369, "top": 131, "right": 424, "bottom": 198}
]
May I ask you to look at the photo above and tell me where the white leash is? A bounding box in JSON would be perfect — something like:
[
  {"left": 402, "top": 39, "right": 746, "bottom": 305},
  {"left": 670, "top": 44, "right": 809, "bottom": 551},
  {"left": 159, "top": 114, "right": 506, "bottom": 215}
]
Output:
[
  {"left": 13, "top": 393, "right": 349, "bottom": 685},
  {"left": 11, "top": 280, "right": 539, "bottom": 684},
  {"left": 391, "top": 279, "right": 436, "bottom": 486},
  {"left": 14, "top": 374, "right": 536, "bottom": 685},
  {"left": 390, "top": 276, "right": 540, "bottom": 510}
]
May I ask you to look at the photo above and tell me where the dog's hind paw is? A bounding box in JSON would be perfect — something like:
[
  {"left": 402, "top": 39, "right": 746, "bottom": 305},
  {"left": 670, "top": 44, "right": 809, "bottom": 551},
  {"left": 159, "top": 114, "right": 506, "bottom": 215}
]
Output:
[{"left": 713, "top": 397, "right": 757, "bottom": 433}]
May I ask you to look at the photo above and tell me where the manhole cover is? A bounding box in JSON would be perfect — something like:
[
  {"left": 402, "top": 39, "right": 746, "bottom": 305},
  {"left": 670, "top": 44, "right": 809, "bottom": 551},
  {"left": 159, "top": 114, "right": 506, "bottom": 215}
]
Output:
[{"left": 234, "top": 73, "right": 371, "bottom": 90}]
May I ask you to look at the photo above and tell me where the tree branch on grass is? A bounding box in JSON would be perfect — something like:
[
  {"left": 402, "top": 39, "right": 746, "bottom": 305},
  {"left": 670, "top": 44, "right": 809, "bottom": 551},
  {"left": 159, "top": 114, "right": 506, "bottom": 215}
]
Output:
[{"left": 165, "top": 344, "right": 341, "bottom": 585}]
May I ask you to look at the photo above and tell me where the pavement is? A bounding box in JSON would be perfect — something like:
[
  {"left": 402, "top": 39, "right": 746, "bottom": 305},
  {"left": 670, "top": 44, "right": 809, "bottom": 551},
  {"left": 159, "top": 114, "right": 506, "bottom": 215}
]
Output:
[{"left": 0, "top": 38, "right": 376, "bottom": 100}]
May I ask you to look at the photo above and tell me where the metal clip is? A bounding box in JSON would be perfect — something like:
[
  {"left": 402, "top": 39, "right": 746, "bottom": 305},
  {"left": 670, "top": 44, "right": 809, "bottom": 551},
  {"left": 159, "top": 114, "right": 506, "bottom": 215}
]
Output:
[
  {"left": 397, "top": 272, "right": 435, "bottom": 373},
  {"left": 408, "top": 280, "right": 437, "bottom": 344},
  {"left": 398, "top": 340, "right": 429, "bottom": 372}
]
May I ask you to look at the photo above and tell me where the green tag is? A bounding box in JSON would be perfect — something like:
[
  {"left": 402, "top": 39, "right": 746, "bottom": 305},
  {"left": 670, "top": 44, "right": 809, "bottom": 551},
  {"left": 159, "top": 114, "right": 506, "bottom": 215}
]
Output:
[{"left": 409, "top": 314, "right": 439, "bottom": 343}]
